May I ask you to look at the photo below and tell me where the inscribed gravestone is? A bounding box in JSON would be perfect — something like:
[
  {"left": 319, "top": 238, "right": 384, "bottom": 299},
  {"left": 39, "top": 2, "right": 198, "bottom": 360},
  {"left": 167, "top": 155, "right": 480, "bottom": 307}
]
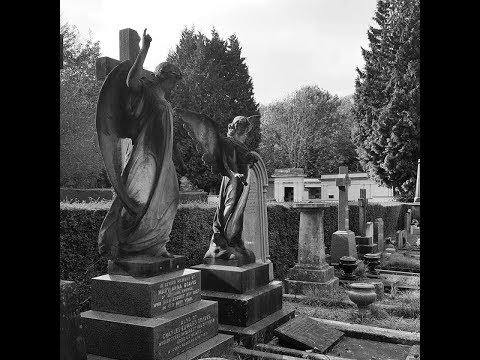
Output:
[
  {"left": 242, "top": 152, "right": 273, "bottom": 280},
  {"left": 274, "top": 315, "right": 344, "bottom": 354}
]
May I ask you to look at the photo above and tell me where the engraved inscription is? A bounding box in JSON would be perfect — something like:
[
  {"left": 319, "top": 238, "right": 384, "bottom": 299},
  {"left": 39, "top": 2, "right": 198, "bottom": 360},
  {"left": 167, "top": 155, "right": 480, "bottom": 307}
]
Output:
[
  {"left": 243, "top": 172, "right": 261, "bottom": 255},
  {"left": 152, "top": 273, "right": 200, "bottom": 312},
  {"left": 157, "top": 313, "right": 216, "bottom": 356}
]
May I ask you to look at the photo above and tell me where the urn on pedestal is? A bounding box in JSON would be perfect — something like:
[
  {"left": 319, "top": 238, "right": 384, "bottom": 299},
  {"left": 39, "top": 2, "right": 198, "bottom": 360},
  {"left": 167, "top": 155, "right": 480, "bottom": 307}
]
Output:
[
  {"left": 363, "top": 253, "right": 381, "bottom": 278},
  {"left": 339, "top": 256, "right": 358, "bottom": 280},
  {"left": 346, "top": 283, "right": 377, "bottom": 315}
]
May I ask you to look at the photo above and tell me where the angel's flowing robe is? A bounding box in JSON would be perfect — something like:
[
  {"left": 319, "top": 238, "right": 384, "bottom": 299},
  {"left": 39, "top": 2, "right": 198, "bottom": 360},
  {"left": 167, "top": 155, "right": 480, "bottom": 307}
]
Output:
[
  {"left": 98, "top": 78, "right": 179, "bottom": 258},
  {"left": 211, "top": 137, "right": 251, "bottom": 249}
]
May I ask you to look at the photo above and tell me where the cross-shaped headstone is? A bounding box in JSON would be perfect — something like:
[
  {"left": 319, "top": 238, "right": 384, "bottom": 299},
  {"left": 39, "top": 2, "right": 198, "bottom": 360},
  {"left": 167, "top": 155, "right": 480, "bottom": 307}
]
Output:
[
  {"left": 358, "top": 188, "right": 368, "bottom": 237},
  {"left": 96, "top": 28, "right": 154, "bottom": 169},
  {"left": 335, "top": 166, "right": 351, "bottom": 231}
]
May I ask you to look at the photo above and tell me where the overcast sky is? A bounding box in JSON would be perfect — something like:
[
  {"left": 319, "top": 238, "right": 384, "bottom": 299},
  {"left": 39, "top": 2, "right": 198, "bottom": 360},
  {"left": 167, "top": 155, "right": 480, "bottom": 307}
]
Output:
[{"left": 60, "top": 0, "right": 378, "bottom": 105}]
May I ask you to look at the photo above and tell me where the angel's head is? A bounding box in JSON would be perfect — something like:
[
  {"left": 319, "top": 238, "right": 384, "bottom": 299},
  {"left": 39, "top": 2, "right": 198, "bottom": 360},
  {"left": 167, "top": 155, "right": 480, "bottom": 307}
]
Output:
[
  {"left": 227, "top": 116, "right": 253, "bottom": 143},
  {"left": 153, "top": 62, "right": 182, "bottom": 94}
]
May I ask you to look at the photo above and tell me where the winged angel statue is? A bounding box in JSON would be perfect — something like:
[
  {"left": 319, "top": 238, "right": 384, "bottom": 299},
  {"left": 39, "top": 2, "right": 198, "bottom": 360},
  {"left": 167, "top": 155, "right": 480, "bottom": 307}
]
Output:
[
  {"left": 176, "top": 109, "right": 260, "bottom": 266},
  {"left": 96, "top": 29, "right": 185, "bottom": 260}
]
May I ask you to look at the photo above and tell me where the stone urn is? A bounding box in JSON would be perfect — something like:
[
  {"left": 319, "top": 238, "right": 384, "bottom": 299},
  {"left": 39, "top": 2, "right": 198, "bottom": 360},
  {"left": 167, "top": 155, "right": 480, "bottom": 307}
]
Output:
[
  {"left": 363, "top": 253, "right": 381, "bottom": 278},
  {"left": 346, "top": 283, "right": 377, "bottom": 314},
  {"left": 339, "top": 256, "right": 358, "bottom": 280}
]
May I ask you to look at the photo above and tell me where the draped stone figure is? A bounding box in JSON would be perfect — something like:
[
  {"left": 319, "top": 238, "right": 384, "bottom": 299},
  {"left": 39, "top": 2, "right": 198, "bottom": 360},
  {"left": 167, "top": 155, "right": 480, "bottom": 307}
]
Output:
[
  {"left": 176, "top": 109, "right": 260, "bottom": 265},
  {"left": 96, "top": 29, "right": 185, "bottom": 260}
]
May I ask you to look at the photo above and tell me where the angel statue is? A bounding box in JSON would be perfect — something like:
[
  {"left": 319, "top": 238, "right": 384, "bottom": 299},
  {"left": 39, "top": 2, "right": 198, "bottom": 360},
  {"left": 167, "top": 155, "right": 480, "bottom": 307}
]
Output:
[
  {"left": 96, "top": 29, "right": 186, "bottom": 260},
  {"left": 176, "top": 109, "right": 260, "bottom": 266}
]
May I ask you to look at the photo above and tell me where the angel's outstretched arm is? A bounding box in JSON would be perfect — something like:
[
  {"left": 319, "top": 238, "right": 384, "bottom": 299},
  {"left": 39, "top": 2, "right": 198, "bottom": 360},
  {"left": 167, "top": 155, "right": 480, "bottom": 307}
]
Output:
[{"left": 126, "top": 28, "right": 151, "bottom": 91}]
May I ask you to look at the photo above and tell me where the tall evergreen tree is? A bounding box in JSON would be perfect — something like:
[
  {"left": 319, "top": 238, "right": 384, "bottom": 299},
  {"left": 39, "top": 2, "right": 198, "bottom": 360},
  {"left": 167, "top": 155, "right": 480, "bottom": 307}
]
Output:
[
  {"left": 167, "top": 27, "right": 259, "bottom": 192},
  {"left": 353, "top": 0, "right": 420, "bottom": 201}
]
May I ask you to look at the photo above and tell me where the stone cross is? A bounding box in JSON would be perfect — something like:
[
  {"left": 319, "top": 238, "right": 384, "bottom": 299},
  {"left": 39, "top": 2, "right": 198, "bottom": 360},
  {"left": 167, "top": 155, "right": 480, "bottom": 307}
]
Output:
[
  {"left": 335, "top": 166, "right": 351, "bottom": 231},
  {"left": 358, "top": 188, "right": 368, "bottom": 237},
  {"left": 96, "top": 28, "right": 153, "bottom": 169}
]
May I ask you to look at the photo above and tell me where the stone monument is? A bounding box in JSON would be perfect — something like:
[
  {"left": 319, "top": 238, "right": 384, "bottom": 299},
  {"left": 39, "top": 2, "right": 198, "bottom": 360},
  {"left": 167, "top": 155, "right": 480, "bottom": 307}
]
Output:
[
  {"left": 355, "top": 189, "right": 378, "bottom": 258},
  {"left": 373, "top": 218, "right": 385, "bottom": 252},
  {"left": 284, "top": 202, "right": 339, "bottom": 294},
  {"left": 177, "top": 109, "right": 295, "bottom": 348},
  {"left": 241, "top": 152, "right": 274, "bottom": 280},
  {"left": 80, "top": 28, "right": 232, "bottom": 360},
  {"left": 330, "top": 167, "right": 357, "bottom": 264}
]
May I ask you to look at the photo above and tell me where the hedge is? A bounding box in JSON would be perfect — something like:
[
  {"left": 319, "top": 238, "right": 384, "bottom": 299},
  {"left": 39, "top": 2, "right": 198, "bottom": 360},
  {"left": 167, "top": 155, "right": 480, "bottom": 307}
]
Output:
[{"left": 60, "top": 200, "right": 409, "bottom": 311}]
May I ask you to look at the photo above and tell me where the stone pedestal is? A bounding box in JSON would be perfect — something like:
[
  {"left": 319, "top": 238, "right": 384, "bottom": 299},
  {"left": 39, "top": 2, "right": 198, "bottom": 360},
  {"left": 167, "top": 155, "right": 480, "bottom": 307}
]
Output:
[
  {"left": 355, "top": 236, "right": 378, "bottom": 259},
  {"left": 330, "top": 230, "right": 357, "bottom": 265},
  {"left": 81, "top": 256, "right": 233, "bottom": 360},
  {"left": 285, "top": 203, "right": 339, "bottom": 295},
  {"left": 191, "top": 262, "right": 294, "bottom": 349}
]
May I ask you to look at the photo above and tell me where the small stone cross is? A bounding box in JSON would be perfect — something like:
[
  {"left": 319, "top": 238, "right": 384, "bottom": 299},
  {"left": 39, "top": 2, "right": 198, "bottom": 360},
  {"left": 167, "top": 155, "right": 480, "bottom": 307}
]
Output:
[{"left": 335, "top": 166, "right": 351, "bottom": 231}]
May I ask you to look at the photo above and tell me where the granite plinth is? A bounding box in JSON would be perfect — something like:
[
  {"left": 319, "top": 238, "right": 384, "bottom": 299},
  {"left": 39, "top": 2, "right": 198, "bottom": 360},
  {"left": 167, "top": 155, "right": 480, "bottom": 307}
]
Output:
[
  {"left": 191, "top": 263, "right": 269, "bottom": 294},
  {"left": 356, "top": 244, "right": 378, "bottom": 258},
  {"left": 91, "top": 269, "right": 201, "bottom": 317},
  {"left": 287, "top": 264, "right": 334, "bottom": 283},
  {"left": 108, "top": 255, "right": 186, "bottom": 277},
  {"left": 274, "top": 315, "right": 344, "bottom": 353},
  {"left": 285, "top": 263, "right": 338, "bottom": 295},
  {"left": 219, "top": 308, "right": 295, "bottom": 349},
  {"left": 81, "top": 300, "right": 218, "bottom": 360},
  {"left": 355, "top": 236, "right": 373, "bottom": 246},
  {"left": 330, "top": 230, "right": 357, "bottom": 265},
  {"left": 200, "top": 281, "right": 283, "bottom": 327},
  {"left": 284, "top": 277, "right": 339, "bottom": 295},
  {"left": 86, "top": 334, "right": 234, "bottom": 360}
]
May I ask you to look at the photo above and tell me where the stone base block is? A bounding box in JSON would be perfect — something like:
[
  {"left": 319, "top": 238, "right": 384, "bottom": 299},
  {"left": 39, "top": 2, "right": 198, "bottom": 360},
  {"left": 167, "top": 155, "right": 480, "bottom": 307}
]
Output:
[
  {"left": 219, "top": 308, "right": 296, "bottom": 349},
  {"left": 81, "top": 300, "right": 218, "bottom": 360},
  {"left": 191, "top": 262, "right": 269, "bottom": 294},
  {"left": 86, "top": 333, "right": 234, "bottom": 360},
  {"left": 284, "top": 277, "right": 339, "bottom": 295},
  {"left": 91, "top": 269, "right": 201, "bottom": 318},
  {"left": 330, "top": 230, "right": 357, "bottom": 264},
  {"left": 200, "top": 281, "right": 283, "bottom": 327},
  {"left": 287, "top": 264, "right": 334, "bottom": 283},
  {"left": 355, "top": 236, "right": 373, "bottom": 246},
  {"left": 356, "top": 244, "right": 379, "bottom": 258},
  {"left": 108, "top": 255, "right": 186, "bottom": 277}
]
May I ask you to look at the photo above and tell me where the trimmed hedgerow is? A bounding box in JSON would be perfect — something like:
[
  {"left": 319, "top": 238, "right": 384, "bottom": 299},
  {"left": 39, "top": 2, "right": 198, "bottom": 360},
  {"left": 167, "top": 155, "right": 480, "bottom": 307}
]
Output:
[{"left": 60, "top": 200, "right": 409, "bottom": 310}]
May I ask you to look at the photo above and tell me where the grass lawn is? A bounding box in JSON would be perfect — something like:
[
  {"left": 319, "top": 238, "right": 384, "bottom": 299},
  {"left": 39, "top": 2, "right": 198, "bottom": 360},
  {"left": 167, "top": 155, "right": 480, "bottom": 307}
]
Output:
[{"left": 283, "top": 287, "right": 420, "bottom": 333}]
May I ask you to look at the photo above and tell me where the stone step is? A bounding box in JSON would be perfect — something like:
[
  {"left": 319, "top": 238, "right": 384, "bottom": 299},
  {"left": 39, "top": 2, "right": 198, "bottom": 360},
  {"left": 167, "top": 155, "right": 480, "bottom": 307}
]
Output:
[
  {"left": 191, "top": 262, "right": 269, "bottom": 294},
  {"left": 81, "top": 300, "right": 218, "bottom": 360},
  {"left": 200, "top": 281, "right": 283, "bottom": 327},
  {"left": 91, "top": 269, "right": 201, "bottom": 318},
  {"left": 284, "top": 277, "right": 339, "bottom": 295},
  {"left": 108, "top": 255, "right": 186, "bottom": 277}
]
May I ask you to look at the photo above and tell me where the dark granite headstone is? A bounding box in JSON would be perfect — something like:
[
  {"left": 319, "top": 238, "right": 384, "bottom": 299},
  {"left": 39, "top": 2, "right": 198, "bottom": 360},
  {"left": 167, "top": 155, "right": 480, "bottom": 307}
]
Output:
[
  {"left": 91, "top": 269, "right": 201, "bottom": 317},
  {"left": 82, "top": 300, "right": 218, "bottom": 360},
  {"left": 274, "top": 315, "right": 344, "bottom": 354}
]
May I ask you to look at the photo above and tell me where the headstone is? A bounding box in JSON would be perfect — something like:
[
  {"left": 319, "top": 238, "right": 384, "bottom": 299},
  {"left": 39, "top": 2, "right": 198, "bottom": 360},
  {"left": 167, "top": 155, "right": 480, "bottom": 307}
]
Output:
[
  {"left": 274, "top": 315, "right": 344, "bottom": 354},
  {"left": 285, "top": 203, "right": 339, "bottom": 294},
  {"left": 330, "top": 167, "right": 357, "bottom": 264},
  {"left": 355, "top": 189, "right": 377, "bottom": 257},
  {"left": 374, "top": 218, "right": 385, "bottom": 252},
  {"left": 242, "top": 152, "right": 273, "bottom": 280}
]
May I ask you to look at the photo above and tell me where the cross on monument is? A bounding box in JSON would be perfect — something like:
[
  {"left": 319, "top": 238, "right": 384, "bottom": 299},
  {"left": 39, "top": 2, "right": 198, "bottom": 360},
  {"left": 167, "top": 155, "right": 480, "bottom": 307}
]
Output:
[
  {"left": 96, "top": 28, "right": 154, "bottom": 169},
  {"left": 335, "top": 166, "right": 351, "bottom": 231},
  {"left": 358, "top": 188, "right": 368, "bottom": 237}
]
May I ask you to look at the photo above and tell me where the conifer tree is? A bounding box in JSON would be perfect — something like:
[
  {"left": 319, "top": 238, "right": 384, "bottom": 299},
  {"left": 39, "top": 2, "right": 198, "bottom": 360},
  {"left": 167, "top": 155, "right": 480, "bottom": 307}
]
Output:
[
  {"left": 353, "top": 0, "right": 420, "bottom": 200},
  {"left": 167, "top": 27, "right": 259, "bottom": 192}
]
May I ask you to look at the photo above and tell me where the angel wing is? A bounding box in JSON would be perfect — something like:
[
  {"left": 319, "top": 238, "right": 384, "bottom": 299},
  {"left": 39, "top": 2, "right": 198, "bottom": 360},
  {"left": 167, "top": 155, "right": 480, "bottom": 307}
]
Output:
[
  {"left": 175, "top": 108, "right": 226, "bottom": 176},
  {"left": 96, "top": 60, "right": 143, "bottom": 216}
]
